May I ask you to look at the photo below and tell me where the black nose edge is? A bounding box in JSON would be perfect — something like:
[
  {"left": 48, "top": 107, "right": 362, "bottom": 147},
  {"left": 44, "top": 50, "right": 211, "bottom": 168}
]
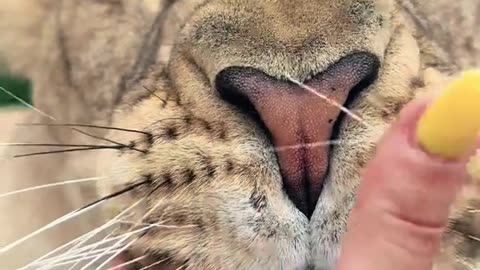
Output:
[{"left": 214, "top": 52, "right": 380, "bottom": 218}]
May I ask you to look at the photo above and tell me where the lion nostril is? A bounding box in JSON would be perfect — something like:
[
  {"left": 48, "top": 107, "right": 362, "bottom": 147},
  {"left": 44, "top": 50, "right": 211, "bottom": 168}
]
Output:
[
  {"left": 215, "top": 52, "right": 379, "bottom": 218},
  {"left": 215, "top": 68, "right": 265, "bottom": 121}
]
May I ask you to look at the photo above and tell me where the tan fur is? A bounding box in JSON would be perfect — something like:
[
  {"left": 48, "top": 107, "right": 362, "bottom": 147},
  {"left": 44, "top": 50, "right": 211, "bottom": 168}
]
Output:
[{"left": 0, "top": 0, "right": 479, "bottom": 269}]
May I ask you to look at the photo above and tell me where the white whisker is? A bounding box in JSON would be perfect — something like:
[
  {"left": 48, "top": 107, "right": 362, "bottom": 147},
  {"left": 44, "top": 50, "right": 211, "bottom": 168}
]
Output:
[
  {"left": 273, "top": 138, "right": 366, "bottom": 152},
  {"left": 66, "top": 227, "right": 122, "bottom": 270},
  {"left": 175, "top": 263, "right": 187, "bottom": 270},
  {"left": 0, "top": 198, "right": 104, "bottom": 254},
  {"left": 37, "top": 226, "right": 151, "bottom": 270},
  {"left": 61, "top": 202, "right": 141, "bottom": 257},
  {"left": 468, "top": 235, "right": 480, "bottom": 242},
  {"left": 0, "top": 176, "right": 106, "bottom": 199},
  {"left": 21, "top": 199, "right": 145, "bottom": 270},
  {"left": 79, "top": 225, "right": 152, "bottom": 270},
  {"left": 37, "top": 234, "right": 127, "bottom": 267},
  {"left": 274, "top": 140, "right": 342, "bottom": 151},
  {"left": 106, "top": 255, "right": 147, "bottom": 270},
  {"left": 18, "top": 222, "right": 114, "bottom": 270},
  {"left": 142, "top": 196, "right": 168, "bottom": 220},
  {"left": 59, "top": 228, "right": 145, "bottom": 259},
  {"left": 92, "top": 235, "right": 143, "bottom": 270},
  {"left": 18, "top": 231, "right": 93, "bottom": 270},
  {"left": 118, "top": 220, "right": 197, "bottom": 229},
  {"left": 0, "top": 86, "right": 56, "bottom": 121},
  {"left": 35, "top": 248, "right": 127, "bottom": 270},
  {"left": 36, "top": 247, "right": 125, "bottom": 269},
  {"left": 87, "top": 197, "right": 175, "bottom": 270},
  {"left": 287, "top": 77, "right": 373, "bottom": 129}
]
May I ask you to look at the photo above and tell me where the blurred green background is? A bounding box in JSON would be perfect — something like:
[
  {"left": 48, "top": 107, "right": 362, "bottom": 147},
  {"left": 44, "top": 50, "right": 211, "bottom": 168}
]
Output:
[{"left": 0, "top": 64, "right": 32, "bottom": 107}]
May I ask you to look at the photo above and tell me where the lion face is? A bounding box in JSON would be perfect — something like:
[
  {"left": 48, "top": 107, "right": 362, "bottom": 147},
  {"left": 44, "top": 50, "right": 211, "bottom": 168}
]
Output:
[{"left": 93, "top": 0, "right": 474, "bottom": 269}]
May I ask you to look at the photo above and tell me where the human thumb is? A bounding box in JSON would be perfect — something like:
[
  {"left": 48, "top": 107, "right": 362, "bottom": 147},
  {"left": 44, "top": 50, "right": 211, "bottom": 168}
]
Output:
[{"left": 335, "top": 96, "right": 473, "bottom": 270}]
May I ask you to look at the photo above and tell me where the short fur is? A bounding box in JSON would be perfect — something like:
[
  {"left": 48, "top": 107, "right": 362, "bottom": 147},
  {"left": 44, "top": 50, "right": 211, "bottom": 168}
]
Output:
[{"left": 0, "top": 0, "right": 479, "bottom": 269}]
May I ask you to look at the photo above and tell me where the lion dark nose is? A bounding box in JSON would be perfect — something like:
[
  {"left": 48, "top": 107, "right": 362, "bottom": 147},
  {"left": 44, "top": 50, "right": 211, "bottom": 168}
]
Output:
[{"left": 215, "top": 52, "right": 380, "bottom": 218}]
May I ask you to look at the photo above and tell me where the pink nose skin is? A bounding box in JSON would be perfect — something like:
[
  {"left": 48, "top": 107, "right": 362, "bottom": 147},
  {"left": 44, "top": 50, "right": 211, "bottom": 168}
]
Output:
[{"left": 215, "top": 53, "right": 380, "bottom": 217}]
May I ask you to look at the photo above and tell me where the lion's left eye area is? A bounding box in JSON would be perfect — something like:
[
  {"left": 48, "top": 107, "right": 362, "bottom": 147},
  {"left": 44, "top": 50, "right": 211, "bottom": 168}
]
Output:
[{"left": 215, "top": 52, "right": 380, "bottom": 217}]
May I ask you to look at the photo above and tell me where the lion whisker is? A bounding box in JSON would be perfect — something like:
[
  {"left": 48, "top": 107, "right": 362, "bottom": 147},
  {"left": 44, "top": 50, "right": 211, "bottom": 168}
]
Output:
[
  {"left": 0, "top": 86, "right": 56, "bottom": 121},
  {"left": 0, "top": 200, "right": 104, "bottom": 254},
  {"left": 66, "top": 228, "right": 123, "bottom": 270},
  {"left": 82, "top": 188, "right": 190, "bottom": 269},
  {"left": 65, "top": 221, "right": 194, "bottom": 269},
  {"left": 17, "top": 123, "right": 152, "bottom": 136},
  {"left": 468, "top": 235, "right": 480, "bottom": 242},
  {"left": 0, "top": 176, "right": 106, "bottom": 199},
  {"left": 174, "top": 263, "right": 188, "bottom": 270},
  {"left": 66, "top": 200, "right": 148, "bottom": 270},
  {"left": 35, "top": 248, "right": 128, "bottom": 270},
  {"left": 38, "top": 198, "right": 144, "bottom": 263},
  {"left": 0, "top": 143, "right": 119, "bottom": 148},
  {"left": 287, "top": 77, "right": 373, "bottom": 129},
  {"left": 56, "top": 201, "right": 143, "bottom": 268},
  {"left": 142, "top": 85, "right": 167, "bottom": 106},
  {"left": 18, "top": 232, "right": 100, "bottom": 270},
  {"left": 273, "top": 138, "right": 368, "bottom": 152},
  {"left": 35, "top": 226, "right": 151, "bottom": 270},
  {"left": 118, "top": 220, "right": 197, "bottom": 229},
  {"left": 69, "top": 228, "right": 145, "bottom": 255},
  {"left": 0, "top": 87, "right": 148, "bottom": 160},
  {"left": 40, "top": 233, "right": 130, "bottom": 265},
  {"left": 106, "top": 255, "right": 148, "bottom": 270},
  {"left": 12, "top": 146, "right": 125, "bottom": 158},
  {"left": 90, "top": 236, "right": 141, "bottom": 270},
  {"left": 1, "top": 142, "right": 125, "bottom": 159},
  {"left": 78, "top": 180, "right": 151, "bottom": 213},
  {"left": 72, "top": 128, "right": 147, "bottom": 154},
  {"left": 19, "top": 217, "right": 122, "bottom": 270},
  {"left": 5, "top": 182, "right": 146, "bottom": 256},
  {"left": 21, "top": 199, "right": 146, "bottom": 270},
  {"left": 0, "top": 86, "right": 149, "bottom": 157},
  {"left": 60, "top": 208, "right": 138, "bottom": 258},
  {"left": 81, "top": 187, "right": 180, "bottom": 269},
  {"left": 37, "top": 246, "right": 125, "bottom": 269}
]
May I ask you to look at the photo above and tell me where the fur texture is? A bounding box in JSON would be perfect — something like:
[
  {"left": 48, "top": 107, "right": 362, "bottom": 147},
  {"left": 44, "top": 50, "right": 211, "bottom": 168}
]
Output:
[{"left": 0, "top": 0, "right": 479, "bottom": 269}]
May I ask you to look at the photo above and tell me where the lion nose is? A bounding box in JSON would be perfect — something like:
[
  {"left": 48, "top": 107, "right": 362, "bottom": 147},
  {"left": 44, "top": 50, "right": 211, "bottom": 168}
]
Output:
[{"left": 215, "top": 52, "right": 380, "bottom": 217}]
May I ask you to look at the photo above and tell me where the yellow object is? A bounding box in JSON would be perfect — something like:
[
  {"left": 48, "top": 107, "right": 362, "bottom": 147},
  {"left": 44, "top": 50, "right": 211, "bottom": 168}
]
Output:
[{"left": 416, "top": 70, "right": 480, "bottom": 159}]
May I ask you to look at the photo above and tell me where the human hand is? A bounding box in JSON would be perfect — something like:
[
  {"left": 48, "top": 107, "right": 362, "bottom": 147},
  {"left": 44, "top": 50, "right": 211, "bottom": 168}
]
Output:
[{"left": 336, "top": 96, "right": 476, "bottom": 270}]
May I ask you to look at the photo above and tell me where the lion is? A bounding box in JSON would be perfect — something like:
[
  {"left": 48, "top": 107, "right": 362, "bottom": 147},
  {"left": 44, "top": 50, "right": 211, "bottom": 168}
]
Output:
[{"left": 0, "top": 0, "right": 479, "bottom": 269}]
